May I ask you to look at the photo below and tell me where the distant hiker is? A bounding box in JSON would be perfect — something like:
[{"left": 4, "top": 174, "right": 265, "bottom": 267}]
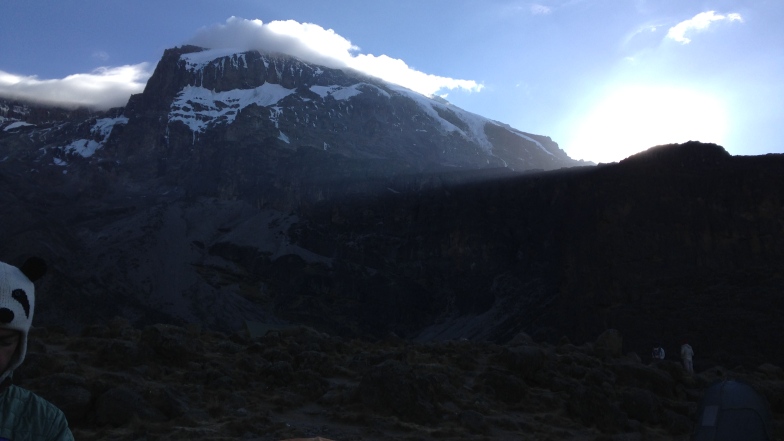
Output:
[
  {"left": 652, "top": 345, "right": 665, "bottom": 360},
  {"left": 0, "top": 258, "right": 74, "bottom": 440},
  {"left": 681, "top": 341, "right": 694, "bottom": 374}
]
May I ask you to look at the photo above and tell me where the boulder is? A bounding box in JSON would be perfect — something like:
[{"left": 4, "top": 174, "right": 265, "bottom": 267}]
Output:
[{"left": 594, "top": 329, "right": 623, "bottom": 359}]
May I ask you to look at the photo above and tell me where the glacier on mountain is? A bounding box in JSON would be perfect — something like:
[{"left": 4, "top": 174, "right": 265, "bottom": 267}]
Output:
[
  {"left": 310, "top": 83, "right": 391, "bottom": 101},
  {"left": 181, "top": 48, "right": 249, "bottom": 73},
  {"left": 53, "top": 116, "right": 128, "bottom": 164},
  {"left": 2, "top": 121, "right": 34, "bottom": 132},
  {"left": 169, "top": 48, "right": 528, "bottom": 156},
  {"left": 169, "top": 83, "right": 295, "bottom": 134},
  {"left": 102, "top": 46, "right": 583, "bottom": 173}
]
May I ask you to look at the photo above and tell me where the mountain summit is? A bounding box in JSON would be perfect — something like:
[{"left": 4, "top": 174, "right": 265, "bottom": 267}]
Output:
[
  {"left": 116, "top": 45, "right": 583, "bottom": 175},
  {"left": 83, "top": 45, "right": 585, "bottom": 207},
  {"left": 0, "top": 45, "right": 589, "bottom": 209}
]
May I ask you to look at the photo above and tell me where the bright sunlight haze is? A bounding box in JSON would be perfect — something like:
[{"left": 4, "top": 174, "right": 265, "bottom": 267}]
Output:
[{"left": 567, "top": 86, "right": 728, "bottom": 164}]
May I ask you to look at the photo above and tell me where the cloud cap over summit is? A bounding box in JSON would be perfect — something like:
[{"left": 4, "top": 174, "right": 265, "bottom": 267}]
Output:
[{"left": 186, "top": 17, "right": 483, "bottom": 97}]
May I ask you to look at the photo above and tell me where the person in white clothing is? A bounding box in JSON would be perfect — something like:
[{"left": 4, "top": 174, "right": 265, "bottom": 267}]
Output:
[{"left": 680, "top": 341, "right": 694, "bottom": 374}]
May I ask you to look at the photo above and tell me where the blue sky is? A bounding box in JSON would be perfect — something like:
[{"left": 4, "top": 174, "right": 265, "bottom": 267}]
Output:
[{"left": 1, "top": 0, "right": 781, "bottom": 163}]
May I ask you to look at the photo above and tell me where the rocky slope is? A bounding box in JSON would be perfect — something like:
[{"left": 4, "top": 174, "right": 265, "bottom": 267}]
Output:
[
  {"left": 1, "top": 46, "right": 783, "bottom": 373},
  {"left": 17, "top": 321, "right": 784, "bottom": 440},
  {"left": 0, "top": 133, "right": 782, "bottom": 370}
]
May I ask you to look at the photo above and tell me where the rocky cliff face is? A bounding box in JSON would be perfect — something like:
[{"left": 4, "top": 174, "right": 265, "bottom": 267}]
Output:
[
  {"left": 2, "top": 46, "right": 584, "bottom": 203},
  {"left": 0, "top": 46, "right": 782, "bottom": 371},
  {"left": 0, "top": 45, "right": 585, "bottom": 339},
  {"left": 107, "top": 46, "right": 584, "bottom": 205}
]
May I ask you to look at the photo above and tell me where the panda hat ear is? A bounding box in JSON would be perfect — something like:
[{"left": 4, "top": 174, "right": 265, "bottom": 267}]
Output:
[{"left": 20, "top": 257, "right": 47, "bottom": 282}]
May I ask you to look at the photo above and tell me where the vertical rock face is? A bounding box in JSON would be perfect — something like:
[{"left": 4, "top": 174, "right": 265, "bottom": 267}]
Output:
[{"left": 108, "top": 45, "right": 587, "bottom": 205}]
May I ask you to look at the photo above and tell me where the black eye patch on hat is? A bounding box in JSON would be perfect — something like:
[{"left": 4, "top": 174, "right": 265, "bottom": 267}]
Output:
[
  {"left": 0, "top": 289, "right": 30, "bottom": 324},
  {"left": 0, "top": 308, "right": 12, "bottom": 324},
  {"left": 12, "top": 289, "right": 31, "bottom": 318}
]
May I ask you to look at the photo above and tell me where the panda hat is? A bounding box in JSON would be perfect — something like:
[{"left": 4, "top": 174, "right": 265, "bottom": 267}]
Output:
[{"left": 0, "top": 257, "right": 46, "bottom": 383}]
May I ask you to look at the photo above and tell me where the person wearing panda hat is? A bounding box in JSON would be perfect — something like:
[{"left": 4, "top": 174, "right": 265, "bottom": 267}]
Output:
[{"left": 0, "top": 258, "right": 73, "bottom": 440}]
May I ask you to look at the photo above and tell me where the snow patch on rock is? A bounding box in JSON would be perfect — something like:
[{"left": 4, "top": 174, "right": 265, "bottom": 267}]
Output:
[{"left": 169, "top": 83, "right": 295, "bottom": 134}]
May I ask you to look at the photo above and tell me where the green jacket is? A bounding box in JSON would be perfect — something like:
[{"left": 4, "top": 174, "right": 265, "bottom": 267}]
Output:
[{"left": 0, "top": 385, "right": 74, "bottom": 441}]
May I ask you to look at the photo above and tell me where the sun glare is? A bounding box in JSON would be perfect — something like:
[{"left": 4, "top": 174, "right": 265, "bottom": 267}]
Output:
[{"left": 566, "top": 85, "right": 728, "bottom": 163}]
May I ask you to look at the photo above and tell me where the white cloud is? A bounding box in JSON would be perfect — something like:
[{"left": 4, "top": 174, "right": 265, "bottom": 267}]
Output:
[
  {"left": 500, "top": 2, "right": 553, "bottom": 16},
  {"left": 189, "top": 18, "right": 355, "bottom": 71},
  {"left": 622, "top": 22, "right": 663, "bottom": 49},
  {"left": 530, "top": 4, "right": 552, "bottom": 15},
  {"left": 187, "top": 17, "right": 483, "bottom": 97},
  {"left": 0, "top": 17, "right": 482, "bottom": 109},
  {"left": 0, "top": 63, "right": 151, "bottom": 110},
  {"left": 92, "top": 51, "right": 110, "bottom": 62},
  {"left": 667, "top": 11, "right": 743, "bottom": 44}
]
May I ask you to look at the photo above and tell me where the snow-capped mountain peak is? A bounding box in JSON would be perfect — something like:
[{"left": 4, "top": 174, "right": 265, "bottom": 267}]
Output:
[{"left": 146, "top": 45, "right": 577, "bottom": 173}]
